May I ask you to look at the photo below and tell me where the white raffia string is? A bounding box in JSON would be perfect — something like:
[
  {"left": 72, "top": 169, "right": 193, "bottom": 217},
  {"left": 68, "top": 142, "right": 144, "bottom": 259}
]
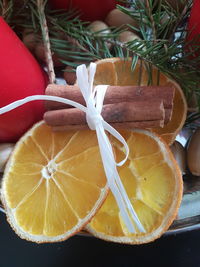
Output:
[{"left": 0, "top": 63, "right": 145, "bottom": 233}]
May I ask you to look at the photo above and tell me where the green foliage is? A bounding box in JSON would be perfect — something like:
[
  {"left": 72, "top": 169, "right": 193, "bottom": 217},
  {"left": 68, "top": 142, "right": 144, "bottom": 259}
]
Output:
[
  {"left": 1, "top": 0, "right": 200, "bottom": 125},
  {"left": 0, "top": 0, "right": 14, "bottom": 23}
]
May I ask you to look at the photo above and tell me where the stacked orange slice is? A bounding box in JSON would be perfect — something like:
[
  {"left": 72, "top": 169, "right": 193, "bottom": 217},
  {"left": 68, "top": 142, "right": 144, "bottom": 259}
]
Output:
[
  {"left": 84, "top": 58, "right": 185, "bottom": 244},
  {"left": 1, "top": 58, "right": 185, "bottom": 244}
]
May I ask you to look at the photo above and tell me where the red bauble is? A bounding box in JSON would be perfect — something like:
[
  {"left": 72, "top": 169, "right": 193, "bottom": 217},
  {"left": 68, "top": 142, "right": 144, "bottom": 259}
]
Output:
[
  {"left": 186, "top": 0, "right": 200, "bottom": 56},
  {"left": 0, "top": 17, "right": 47, "bottom": 143},
  {"left": 48, "top": 0, "right": 117, "bottom": 21}
]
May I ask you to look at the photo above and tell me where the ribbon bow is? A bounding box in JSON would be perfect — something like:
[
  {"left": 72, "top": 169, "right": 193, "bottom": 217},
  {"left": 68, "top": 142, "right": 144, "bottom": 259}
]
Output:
[{"left": 0, "top": 63, "right": 145, "bottom": 233}]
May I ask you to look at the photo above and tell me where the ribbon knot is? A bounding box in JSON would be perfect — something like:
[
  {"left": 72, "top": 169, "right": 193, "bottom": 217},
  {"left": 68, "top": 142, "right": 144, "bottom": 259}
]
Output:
[
  {"left": 86, "top": 111, "right": 103, "bottom": 130},
  {"left": 77, "top": 63, "right": 107, "bottom": 131}
]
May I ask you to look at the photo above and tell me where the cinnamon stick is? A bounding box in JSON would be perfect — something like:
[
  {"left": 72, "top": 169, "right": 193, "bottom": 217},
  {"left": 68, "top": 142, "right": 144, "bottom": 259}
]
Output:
[
  {"left": 45, "top": 84, "right": 175, "bottom": 111},
  {"left": 52, "top": 120, "right": 164, "bottom": 132},
  {"left": 44, "top": 100, "right": 165, "bottom": 130}
]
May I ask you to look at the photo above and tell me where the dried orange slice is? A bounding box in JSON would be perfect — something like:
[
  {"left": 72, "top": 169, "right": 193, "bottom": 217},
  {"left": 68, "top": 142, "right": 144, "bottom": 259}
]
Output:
[
  {"left": 1, "top": 121, "right": 108, "bottom": 243},
  {"left": 86, "top": 129, "right": 183, "bottom": 244},
  {"left": 93, "top": 58, "right": 187, "bottom": 144}
]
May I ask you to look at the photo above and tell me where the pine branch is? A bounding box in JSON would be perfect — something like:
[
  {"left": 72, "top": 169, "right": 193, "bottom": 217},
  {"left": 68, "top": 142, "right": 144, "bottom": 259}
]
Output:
[
  {"left": 2, "top": 0, "right": 200, "bottom": 126},
  {"left": 0, "top": 0, "right": 13, "bottom": 22},
  {"left": 145, "top": 0, "right": 157, "bottom": 42}
]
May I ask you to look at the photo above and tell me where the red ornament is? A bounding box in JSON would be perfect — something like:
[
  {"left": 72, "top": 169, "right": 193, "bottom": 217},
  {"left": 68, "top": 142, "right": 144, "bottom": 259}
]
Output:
[
  {"left": 0, "top": 17, "right": 47, "bottom": 143},
  {"left": 48, "top": 0, "right": 117, "bottom": 21},
  {"left": 186, "top": 0, "right": 200, "bottom": 56}
]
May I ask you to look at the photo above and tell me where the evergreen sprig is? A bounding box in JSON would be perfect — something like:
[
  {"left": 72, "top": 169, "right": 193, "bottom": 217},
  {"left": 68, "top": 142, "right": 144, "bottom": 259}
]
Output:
[
  {"left": 1, "top": 0, "right": 200, "bottom": 125},
  {"left": 0, "top": 0, "right": 14, "bottom": 23}
]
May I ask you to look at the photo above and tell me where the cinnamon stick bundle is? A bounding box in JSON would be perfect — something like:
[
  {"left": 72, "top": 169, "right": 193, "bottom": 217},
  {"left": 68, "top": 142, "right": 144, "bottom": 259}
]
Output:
[{"left": 44, "top": 84, "right": 175, "bottom": 131}]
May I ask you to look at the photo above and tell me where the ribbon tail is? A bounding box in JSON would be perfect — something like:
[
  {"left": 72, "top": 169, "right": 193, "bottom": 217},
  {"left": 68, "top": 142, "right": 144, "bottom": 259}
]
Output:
[
  {"left": 76, "top": 64, "right": 90, "bottom": 101},
  {"left": 95, "top": 85, "right": 108, "bottom": 113},
  {"left": 113, "top": 171, "right": 146, "bottom": 233},
  {"left": 0, "top": 95, "right": 87, "bottom": 115},
  {"left": 95, "top": 125, "right": 145, "bottom": 233},
  {"left": 103, "top": 121, "right": 129, "bottom": 166}
]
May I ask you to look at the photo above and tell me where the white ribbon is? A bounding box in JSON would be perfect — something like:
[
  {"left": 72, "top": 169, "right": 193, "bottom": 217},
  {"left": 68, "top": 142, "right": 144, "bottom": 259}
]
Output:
[{"left": 0, "top": 63, "right": 145, "bottom": 233}]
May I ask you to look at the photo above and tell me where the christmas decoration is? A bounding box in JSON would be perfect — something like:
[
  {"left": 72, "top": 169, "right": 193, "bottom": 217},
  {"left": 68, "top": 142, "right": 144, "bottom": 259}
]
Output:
[
  {"left": 0, "top": 17, "right": 47, "bottom": 142},
  {"left": 0, "top": 62, "right": 182, "bottom": 242},
  {"left": 0, "top": 0, "right": 200, "bottom": 245}
]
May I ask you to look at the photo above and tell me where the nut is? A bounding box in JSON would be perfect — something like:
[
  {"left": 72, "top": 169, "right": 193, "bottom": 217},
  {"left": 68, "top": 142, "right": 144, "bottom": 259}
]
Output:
[
  {"left": 0, "top": 143, "right": 15, "bottom": 172},
  {"left": 187, "top": 128, "right": 200, "bottom": 176},
  {"left": 88, "top": 20, "right": 110, "bottom": 36},
  {"left": 35, "top": 43, "right": 64, "bottom": 67},
  {"left": 117, "top": 31, "right": 141, "bottom": 43},
  {"left": 23, "top": 32, "right": 39, "bottom": 52},
  {"left": 88, "top": 20, "right": 112, "bottom": 49},
  {"left": 105, "top": 9, "right": 138, "bottom": 32},
  {"left": 63, "top": 66, "right": 77, "bottom": 85},
  {"left": 187, "top": 92, "right": 198, "bottom": 112}
]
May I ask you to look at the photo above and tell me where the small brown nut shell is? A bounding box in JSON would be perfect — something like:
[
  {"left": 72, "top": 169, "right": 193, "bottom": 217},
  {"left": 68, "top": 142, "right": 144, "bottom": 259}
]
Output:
[
  {"left": 23, "top": 33, "right": 39, "bottom": 52},
  {"left": 187, "top": 92, "right": 198, "bottom": 112},
  {"left": 170, "top": 141, "right": 186, "bottom": 174},
  {"left": 105, "top": 9, "right": 138, "bottom": 31},
  {"left": 187, "top": 128, "right": 200, "bottom": 176},
  {"left": 88, "top": 20, "right": 110, "bottom": 35},
  {"left": 88, "top": 20, "right": 112, "bottom": 49},
  {"left": 117, "top": 31, "right": 141, "bottom": 43},
  {"left": 0, "top": 143, "right": 15, "bottom": 172},
  {"left": 35, "top": 43, "right": 64, "bottom": 67},
  {"left": 63, "top": 66, "right": 77, "bottom": 85}
]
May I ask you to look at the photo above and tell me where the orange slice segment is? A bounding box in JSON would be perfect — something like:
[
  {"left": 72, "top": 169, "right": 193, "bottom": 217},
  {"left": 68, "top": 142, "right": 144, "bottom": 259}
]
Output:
[
  {"left": 86, "top": 129, "right": 183, "bottom": 244},
  {"left": 93, "top": 58, "right": 187, "bottom": 144},
  {"left": 2, "top": 121, "right": 108, "bottom": 243}
]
